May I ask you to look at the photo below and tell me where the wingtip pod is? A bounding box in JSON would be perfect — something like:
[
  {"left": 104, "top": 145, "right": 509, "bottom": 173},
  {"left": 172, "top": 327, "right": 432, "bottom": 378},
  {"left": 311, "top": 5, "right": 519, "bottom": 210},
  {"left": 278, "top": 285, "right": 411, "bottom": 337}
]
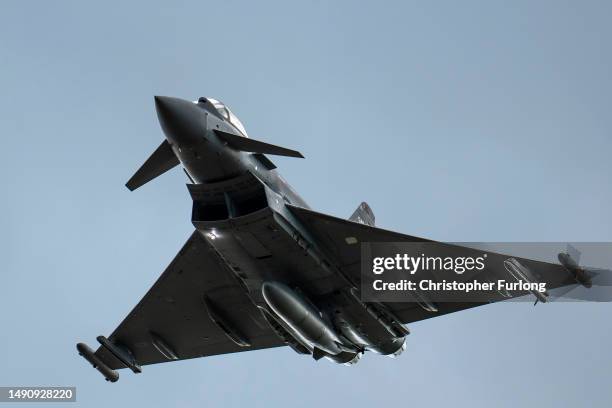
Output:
[
  {"left": 76, "top": 343, "right": 119, "bottom": 383},
  {"left": 96, "top": 336, "right": 142, "bottom": 374}
]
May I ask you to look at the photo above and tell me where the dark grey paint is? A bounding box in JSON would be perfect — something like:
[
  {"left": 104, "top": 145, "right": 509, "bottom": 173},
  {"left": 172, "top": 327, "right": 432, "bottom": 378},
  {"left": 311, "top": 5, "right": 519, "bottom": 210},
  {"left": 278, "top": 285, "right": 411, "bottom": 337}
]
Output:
[{"left": 76, "top": 96, "right": 586, "bottom": 381}]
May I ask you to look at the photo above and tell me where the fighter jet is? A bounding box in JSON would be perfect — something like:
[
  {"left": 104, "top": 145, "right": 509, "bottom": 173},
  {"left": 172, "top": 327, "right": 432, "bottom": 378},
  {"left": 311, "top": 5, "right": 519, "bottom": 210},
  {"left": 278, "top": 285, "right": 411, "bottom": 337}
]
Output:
[{"left": 77, "top": 96, "right": 594, "bottom": 382}]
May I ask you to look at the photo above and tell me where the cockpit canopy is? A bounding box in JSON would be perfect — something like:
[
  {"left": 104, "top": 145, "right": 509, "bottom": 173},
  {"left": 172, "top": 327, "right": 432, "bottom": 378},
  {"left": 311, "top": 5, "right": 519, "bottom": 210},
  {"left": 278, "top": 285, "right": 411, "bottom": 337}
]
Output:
[{"left": 198, "top": 97, "right": 249, "bottom": 137}]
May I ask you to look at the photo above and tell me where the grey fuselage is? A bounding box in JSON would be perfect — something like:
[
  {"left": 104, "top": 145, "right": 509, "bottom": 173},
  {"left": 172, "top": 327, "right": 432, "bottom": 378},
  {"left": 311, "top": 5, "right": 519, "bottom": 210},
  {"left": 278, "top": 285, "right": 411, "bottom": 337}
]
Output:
[
  {"left": 152, "top": 96, "right": 406, "bottom": 363},
  {"left": 155, "top": 96, "right": 308, "bottom": 208}
]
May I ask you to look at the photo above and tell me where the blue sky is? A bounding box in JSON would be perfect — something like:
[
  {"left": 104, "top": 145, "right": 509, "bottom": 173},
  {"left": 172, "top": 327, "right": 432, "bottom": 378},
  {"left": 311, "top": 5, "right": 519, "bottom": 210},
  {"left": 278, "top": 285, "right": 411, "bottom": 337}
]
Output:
[{"left": 1, "top": 1, "right": 611, "bottom": 407}]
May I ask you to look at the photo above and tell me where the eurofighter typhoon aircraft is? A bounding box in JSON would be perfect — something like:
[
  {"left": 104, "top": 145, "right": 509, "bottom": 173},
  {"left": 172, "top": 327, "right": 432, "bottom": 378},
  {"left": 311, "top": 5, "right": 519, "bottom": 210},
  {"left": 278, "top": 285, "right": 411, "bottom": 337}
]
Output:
[{"left": 77, "top": 96, "right": 598, "bottom": 382}]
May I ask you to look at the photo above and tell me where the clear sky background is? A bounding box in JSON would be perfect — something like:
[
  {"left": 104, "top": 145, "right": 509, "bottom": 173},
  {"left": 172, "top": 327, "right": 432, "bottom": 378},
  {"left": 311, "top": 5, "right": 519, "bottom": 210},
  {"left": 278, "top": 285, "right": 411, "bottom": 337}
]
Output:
[{"left": 1, "top": 1, "right": 611, "bottom": 407}]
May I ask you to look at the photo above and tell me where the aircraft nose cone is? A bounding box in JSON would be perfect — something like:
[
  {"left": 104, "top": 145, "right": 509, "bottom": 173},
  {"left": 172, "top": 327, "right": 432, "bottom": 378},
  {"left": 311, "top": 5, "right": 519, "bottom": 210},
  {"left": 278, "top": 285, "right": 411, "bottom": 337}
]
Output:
[{"left": 154, "top": 96, "right": 204, "bottom": 146}]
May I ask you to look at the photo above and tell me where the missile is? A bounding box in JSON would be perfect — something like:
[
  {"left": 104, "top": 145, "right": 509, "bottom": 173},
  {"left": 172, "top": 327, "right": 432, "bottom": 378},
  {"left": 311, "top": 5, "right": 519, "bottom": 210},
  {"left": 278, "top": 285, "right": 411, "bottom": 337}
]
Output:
[
  {"left": 504, "top": 258, "right": 549, "bottom": 304},
  {"left": 261, "top": 281, "right": 357, "bottom": 357},
  {"left": 97, "top": 336, "right": 141, "bottom": 374},
  {"left": 330, "top": 289, "right": 408, "bottom": 356},
  {"left": 347, "top": 288, "right": 409, "bottom": 338},
  {"left": 76, "top": 343, "right": 119, "bottom": 382}
]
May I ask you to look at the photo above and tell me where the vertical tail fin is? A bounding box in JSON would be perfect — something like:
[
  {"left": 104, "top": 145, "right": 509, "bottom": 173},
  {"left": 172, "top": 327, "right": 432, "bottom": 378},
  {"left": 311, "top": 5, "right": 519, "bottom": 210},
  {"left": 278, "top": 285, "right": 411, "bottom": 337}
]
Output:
[{"left": 349, "top": 202, "right": 375, "bottom": 226}]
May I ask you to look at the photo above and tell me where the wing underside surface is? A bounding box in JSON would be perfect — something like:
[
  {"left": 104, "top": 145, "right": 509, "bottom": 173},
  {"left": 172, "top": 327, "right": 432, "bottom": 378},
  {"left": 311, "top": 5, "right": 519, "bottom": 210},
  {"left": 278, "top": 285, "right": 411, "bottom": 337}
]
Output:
[
  {"left": 95, "top": 231, "right": 283, "bottom": 370},
  {"left": 286, "top": 205, "right": 577, "bottom": 324}
]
